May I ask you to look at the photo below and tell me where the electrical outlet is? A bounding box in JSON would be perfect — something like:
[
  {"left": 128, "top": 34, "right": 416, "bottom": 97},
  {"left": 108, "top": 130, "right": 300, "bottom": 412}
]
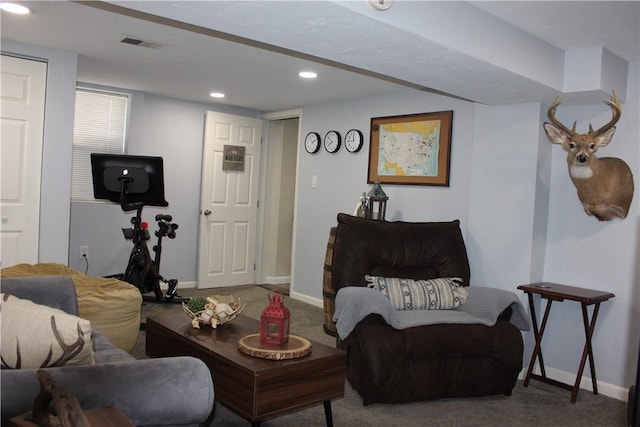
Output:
[{"left": 80, "top": 246, "right": 89, "bottom": 257}]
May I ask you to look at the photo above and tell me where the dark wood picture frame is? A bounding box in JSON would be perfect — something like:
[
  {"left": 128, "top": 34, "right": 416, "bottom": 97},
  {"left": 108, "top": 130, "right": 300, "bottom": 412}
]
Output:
[{"left": 367, "top": 110, "right": 453, "bottom": 186}]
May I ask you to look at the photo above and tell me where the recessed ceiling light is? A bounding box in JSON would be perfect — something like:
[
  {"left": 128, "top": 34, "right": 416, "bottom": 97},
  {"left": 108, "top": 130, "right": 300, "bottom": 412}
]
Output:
[
  {"left": 0, "top": 2, "right": 30, "bottom": 14},
  {"left": 299, "top": 71, "right": 318, "bottom": 79},
  {"left": 210, "top": 92, "right": 225, "bottom": 99}
]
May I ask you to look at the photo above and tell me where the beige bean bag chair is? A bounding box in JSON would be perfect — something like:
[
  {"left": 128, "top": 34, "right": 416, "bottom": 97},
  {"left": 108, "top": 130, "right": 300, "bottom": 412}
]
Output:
[{"left": 1, "top": 263, "right": 141, "bottom": 352}]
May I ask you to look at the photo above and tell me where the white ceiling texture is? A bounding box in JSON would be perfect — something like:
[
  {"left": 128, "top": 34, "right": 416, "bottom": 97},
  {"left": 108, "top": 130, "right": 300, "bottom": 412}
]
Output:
[{"left": 1, "top": 1, "right": 638, "bottom": 112}]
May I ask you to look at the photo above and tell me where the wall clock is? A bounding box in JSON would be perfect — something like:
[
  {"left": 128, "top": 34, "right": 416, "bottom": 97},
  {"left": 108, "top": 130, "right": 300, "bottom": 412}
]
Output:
[
  {"left": 344, "top": 129, "right": 364, "bottom": 153},
  {"left": 304, "top": 132, "right": 321, "bottom": 154},
  {"left": 324, "top": 130, "right": 341, "bottom": 153}
]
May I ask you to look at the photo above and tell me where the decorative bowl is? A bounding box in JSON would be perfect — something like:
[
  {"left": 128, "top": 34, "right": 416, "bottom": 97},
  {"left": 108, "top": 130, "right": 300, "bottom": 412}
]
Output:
[{"left": 183, "top": 295, "right": 244, "bottom": 329}]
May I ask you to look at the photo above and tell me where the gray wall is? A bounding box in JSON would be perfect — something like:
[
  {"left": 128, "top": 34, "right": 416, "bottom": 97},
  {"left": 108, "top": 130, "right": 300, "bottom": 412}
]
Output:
[
  {"left": 542, "top": 62, "right": 639, "bottom": 391},
  {"left": 69, "top": 90, "right": 260, "bottom": 281},
  {"left": 291, "top": 89, "right": 475, "bottom": 303}
]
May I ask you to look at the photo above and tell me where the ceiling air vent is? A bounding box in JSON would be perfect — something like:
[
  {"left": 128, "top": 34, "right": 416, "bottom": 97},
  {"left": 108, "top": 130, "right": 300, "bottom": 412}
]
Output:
[{"left": 119, "top": 36, "right": 161, "bottom": 49}]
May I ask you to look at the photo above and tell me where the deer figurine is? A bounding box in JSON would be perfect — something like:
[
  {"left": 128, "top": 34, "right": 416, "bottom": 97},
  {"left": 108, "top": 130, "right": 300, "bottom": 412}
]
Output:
[{"left": 543, "top": 91, "right": 634, "bottom": 221}]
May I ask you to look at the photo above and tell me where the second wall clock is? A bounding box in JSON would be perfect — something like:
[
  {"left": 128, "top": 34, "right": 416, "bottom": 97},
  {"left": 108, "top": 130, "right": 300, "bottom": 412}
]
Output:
[{"left": 324, "top": 130, "right": 341, "bottom": 153}]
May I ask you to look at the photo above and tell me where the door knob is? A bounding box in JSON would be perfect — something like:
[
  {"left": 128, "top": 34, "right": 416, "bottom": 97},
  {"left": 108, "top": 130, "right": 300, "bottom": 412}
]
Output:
[{"left": 203, "top": 210, "right": 212, "bottom": 216}]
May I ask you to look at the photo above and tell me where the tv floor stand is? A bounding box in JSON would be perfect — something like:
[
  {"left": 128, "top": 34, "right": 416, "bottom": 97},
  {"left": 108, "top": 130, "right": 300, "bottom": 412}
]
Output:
[{"left": 120, "top": 204, "right": 189, "bottom": 304}]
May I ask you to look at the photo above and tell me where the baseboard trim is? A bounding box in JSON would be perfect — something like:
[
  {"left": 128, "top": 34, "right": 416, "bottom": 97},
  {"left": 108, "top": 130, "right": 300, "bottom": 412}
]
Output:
[
  {"left": 520, "top": 365, "right": 628, "bottom": 402},
  {"left": 264, "top": 276, "right": 290, "bottom": 285},
  {"left": 159, "top": 280, "right": 196, "bottom": 290},
  {"left": 290, "top": 290, "right": 323, "bottom": 308}
]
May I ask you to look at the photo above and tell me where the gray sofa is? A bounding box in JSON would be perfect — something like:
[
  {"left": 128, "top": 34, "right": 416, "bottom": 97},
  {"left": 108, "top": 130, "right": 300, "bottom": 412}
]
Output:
[{"left": 1, "top": 275, "right": 214, "bottom": 427}]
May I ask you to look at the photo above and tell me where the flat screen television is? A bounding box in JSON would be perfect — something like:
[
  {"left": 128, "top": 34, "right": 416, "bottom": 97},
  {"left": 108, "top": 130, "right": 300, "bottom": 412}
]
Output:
[{"left": 90, "top": 153, "right": 169, "bottom": 211}]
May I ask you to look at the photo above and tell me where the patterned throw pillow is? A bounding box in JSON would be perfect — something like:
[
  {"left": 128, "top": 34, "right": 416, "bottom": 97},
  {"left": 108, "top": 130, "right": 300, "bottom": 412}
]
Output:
[
  {"left": 365, "top": 276, "right": 468, "bottom": 310},
  {"left": 1, "top": 293, "right": 95, "bottom": 369}
]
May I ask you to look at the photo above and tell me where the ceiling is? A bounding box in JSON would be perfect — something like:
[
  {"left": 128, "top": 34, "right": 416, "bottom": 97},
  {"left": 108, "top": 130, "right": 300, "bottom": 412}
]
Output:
[
  {"left": 1, "top": 1, "right": 638, "bottom": 112},
  {"left": 471, "top": 1, "right": 639, "bottom": 61}
]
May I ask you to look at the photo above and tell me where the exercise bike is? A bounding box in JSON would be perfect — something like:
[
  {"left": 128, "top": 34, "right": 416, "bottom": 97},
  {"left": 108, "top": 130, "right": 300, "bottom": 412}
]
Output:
[
  {"left": 90, "top": 153, "right": 189, "bottom": 304},
  {"left": 121, "top": 206, "right": 188, "bottom": 304}
]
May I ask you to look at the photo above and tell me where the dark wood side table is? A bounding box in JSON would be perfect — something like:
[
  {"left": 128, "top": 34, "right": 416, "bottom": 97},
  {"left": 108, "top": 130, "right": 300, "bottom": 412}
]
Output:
[{"left": 517, "top": 282, "right": 614, "bottom": 403}]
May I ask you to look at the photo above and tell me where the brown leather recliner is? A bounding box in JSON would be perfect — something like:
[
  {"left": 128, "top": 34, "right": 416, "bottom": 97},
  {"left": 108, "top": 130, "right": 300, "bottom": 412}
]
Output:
[{"left": 323, "top": 213, "right": 524, "bottom": 405}]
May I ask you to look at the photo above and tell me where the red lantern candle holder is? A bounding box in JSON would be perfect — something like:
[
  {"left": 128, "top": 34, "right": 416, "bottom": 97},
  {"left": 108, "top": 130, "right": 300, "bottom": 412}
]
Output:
[{"left": 260, "top": 291, "right": 290, "bottom": 346}]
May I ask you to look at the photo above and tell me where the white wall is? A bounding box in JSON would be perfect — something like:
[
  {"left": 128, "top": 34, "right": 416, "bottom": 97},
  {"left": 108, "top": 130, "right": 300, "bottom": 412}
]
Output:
[{"left": 2, "top": 41, "right": 78, "bottom": 265}]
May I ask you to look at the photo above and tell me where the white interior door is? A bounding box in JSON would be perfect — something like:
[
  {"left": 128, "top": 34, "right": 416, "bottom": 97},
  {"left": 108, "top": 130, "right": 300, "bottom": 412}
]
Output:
[
  {"left": 198, "top": 111, "right": 262, "bottom": 288},
  {"left": 0, "top": 55, "right": 47, "bottom": 268}
]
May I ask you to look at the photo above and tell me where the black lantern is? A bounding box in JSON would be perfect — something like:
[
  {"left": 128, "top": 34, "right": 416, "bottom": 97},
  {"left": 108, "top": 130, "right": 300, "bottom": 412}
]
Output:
[{"left": 366, "top": 180, "right": 388, "bottom": 220}]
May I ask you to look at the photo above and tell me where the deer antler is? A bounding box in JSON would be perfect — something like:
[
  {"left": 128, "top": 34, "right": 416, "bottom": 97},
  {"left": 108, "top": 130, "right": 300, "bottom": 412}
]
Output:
[
  {"left": 589, "top": 91, "right": 621, "bottom": 137},
  {"left": 1, "top": 339, "right": 22, "bottom": 369},
  {"left": 547, "top": 95, "right": 577, "bottom": 135},
  {"left": 43, "top": 317, "right": 86, "bottom": 368}
]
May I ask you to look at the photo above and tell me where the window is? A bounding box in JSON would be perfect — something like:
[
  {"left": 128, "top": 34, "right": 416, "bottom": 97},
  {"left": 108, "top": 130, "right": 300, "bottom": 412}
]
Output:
[{"left": 71, "top": 88, "right": 129, "bottom": 201}]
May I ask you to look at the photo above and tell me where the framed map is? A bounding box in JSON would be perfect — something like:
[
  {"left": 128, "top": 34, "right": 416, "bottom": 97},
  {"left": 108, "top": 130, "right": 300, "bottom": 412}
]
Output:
[{"left": 368, "top": 111, "right": 453, "bottom": 186}]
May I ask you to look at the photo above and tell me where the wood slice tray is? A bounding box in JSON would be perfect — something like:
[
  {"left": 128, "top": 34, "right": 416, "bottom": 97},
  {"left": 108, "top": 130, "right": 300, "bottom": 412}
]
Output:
[{"left": 238, "top": 334, "right": 311, "bottom": 360}]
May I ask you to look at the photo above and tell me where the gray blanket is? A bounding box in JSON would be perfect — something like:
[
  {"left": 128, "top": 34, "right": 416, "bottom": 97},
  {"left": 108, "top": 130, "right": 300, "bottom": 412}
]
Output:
[{"left": 333, "top": 285, "right": 531, "bottom": 340}]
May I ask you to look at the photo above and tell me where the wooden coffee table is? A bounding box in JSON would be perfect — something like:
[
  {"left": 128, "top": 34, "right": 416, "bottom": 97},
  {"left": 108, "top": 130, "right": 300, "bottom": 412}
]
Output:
[{"left": 145, "top": 313, "right": 345, "bottom": 426}]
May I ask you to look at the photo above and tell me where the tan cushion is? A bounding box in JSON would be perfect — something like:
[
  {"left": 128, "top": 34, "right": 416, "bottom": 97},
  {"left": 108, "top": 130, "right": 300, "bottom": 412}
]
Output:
[
  {"left": 1, "top": 293, "right": 95, "bottom": 368},
  {"left": 2, "top": 263, "right": 142, "bottom": 352}
]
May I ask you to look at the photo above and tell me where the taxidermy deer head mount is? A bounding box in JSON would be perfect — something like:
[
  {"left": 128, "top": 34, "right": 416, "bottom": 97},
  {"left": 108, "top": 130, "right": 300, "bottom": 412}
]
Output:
[{"left": 543, "top": 91, "right": 634, "bottom": 221}]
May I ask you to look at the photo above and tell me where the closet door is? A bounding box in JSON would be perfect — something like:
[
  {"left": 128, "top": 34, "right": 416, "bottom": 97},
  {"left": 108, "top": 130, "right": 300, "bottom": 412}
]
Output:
[{"left": 1, "top": 54, "right": 47, "bottom": 267}]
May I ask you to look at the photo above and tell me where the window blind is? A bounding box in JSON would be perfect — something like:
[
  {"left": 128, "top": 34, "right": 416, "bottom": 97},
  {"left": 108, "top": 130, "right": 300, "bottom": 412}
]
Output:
[{"left": 71, "top": 88, "right": 129, "bottom": 201}]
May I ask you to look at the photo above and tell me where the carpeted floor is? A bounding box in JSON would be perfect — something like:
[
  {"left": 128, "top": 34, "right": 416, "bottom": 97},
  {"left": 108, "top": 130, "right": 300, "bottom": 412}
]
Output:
[{"left": 133, "top": 285, "right": 628, "bottom": 427}]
